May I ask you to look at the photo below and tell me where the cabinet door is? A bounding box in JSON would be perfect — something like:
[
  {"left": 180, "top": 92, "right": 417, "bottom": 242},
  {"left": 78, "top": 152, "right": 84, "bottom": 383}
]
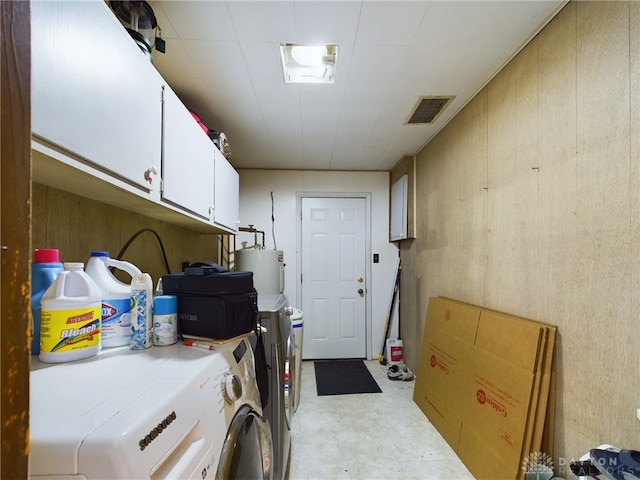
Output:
[
  {"left": 390, "top": 174, "right": 408, "bottom": 241},
  {"left": 162, "top": 86, "right": 215, "bottom": 220},
  {"left": 213, "top": 150, "right": 240, "bottom": 232},
  {"left": 32, "top": 1, "right": 162, "bottom": 192}
]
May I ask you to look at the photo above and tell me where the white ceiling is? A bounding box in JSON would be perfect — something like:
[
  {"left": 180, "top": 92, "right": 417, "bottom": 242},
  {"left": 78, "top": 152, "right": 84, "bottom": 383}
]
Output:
[{"left": 147, "top": 1, "right": 565, "bottom": 172}]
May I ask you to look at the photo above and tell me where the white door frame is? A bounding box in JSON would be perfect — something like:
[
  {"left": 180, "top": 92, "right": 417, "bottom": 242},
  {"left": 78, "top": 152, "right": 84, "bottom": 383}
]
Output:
[{"left": 295, "top": 192, "right": 372, "bottom": 359}]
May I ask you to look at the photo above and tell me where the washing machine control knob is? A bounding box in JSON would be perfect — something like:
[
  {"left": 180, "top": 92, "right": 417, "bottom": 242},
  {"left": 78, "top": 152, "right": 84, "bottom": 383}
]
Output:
[
  {"left": 223, "top": 373, "right": 242, "bottom": 403},
  {"left": 284, "top": 305, "right": 294, "bottom": 316}
]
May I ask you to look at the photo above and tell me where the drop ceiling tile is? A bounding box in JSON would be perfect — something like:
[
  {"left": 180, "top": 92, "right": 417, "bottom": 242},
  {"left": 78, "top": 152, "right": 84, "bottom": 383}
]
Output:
[
  {"left": 414, "top": 1, "right": 495, "bottom": 47},
  {"left": 151, "top": 39, "right": 208, "bottom": 99},
  {"left": 344, "top": 45, "right": 407, "bottom": 93},
  {"left": 227, "top": 1, "right": 296, "bottom": 43},
  {"left": 183, "top": 40, "right": 254, "bottom": 96},
  {"left": 255, "top": 91, "right": 302, "bottom": 126},
  {"left": 337, "top": 104, "right": 381, "bottom": 131},
  {"left": 242, "top": 42, "right": 287, "bottom": 83},
  {"left": 355, "top": 1, "right": 430, "bottom": 46},
  {"left": 151, "top": 1, "right": 236, "bottom": 41},
  {"left": 472, "top": 2, "right": 562, "bottom": 49},
  {"left": 292, "top": 1, "right": 362, "bottom": 45}
]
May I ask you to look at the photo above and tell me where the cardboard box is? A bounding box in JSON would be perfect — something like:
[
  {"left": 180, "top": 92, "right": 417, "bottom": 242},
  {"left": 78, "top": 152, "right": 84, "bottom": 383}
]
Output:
[{"left": 413, "top": 297, "right": 556, "bottom": 480}]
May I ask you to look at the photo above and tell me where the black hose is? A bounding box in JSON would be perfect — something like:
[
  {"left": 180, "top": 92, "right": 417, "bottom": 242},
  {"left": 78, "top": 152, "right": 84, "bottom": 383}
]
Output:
[{"left": 115, "top": 228, "right": 172, "bottom": 274}]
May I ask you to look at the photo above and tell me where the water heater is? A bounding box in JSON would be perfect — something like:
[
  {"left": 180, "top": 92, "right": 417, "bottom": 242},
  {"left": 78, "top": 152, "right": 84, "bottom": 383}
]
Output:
[{"left": 236, "top": 249, "right": 285, "bottom": 296}]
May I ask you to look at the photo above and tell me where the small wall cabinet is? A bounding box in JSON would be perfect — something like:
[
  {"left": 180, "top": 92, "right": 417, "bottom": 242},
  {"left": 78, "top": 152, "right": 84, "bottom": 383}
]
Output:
[
  {"left": 389, "top": 155, "right": 416, "bottom": 241},
  {"left": 31, "top": 0, "right": 239, "bottom": 234},
  {"left": 390, "top": 174, "right": 408, "bottom": 241}
]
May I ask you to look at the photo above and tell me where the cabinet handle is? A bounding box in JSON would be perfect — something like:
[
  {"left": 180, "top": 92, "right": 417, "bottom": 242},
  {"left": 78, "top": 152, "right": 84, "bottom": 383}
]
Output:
[{"left": 144, "top": 166, "right": 158, "bottom": 186}]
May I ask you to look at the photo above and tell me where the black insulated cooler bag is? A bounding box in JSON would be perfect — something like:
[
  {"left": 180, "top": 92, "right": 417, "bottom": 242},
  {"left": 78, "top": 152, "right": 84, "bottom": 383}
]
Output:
[
  {"left": 160, "top": 262, "right": 259, "bottom": 340},
  {"left": 161, "top": 262, "right": 270, "bottom": 409}
]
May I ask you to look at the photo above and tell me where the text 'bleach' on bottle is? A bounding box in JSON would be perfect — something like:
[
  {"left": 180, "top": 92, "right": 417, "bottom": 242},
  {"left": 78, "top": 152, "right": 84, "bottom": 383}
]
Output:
[
  {"left": 39, "top": 262, "right": 102, "bottom": 363},
  {"left": 31, "top": 249, "right": 64, "bottom": 355},
  {"left": 131, "top": 273, "right": 153, "bottom": 350},
  {"left": 85, "top": 251, "right": 142, "bottom": 348}
]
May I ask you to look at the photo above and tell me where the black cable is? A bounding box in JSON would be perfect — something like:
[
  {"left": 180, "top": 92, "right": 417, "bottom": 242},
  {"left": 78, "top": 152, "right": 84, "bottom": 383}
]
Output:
[{"left": 115, "top": 228, "right": 172, "bottom": 274}]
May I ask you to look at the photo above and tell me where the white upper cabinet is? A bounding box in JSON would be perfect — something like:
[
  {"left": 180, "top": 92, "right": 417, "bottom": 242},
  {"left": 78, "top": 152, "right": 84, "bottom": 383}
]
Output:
[
  {"left": 31, "top": 0, "right": 240, "bottom": 234},
  {"left": 213, "top": 149, "right": 240, "bottom": 232},
  {"left": 162, "top": 85, "right": 215, "bottom": 220},
  {"left": 32, "top": 0, "right": 162, "bottom": 192}
]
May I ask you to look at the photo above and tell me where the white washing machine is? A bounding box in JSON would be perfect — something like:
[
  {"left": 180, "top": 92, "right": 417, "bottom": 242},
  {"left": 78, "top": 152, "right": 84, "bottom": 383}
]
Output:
[{"left": 29, "top": 337, "right": 272, "bottom": 480}]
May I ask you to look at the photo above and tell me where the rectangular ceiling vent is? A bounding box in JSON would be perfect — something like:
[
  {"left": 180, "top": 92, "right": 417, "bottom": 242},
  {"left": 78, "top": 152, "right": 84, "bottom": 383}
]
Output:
[{"left": 405, "top": 96, "right": 455, "bottom": 125}]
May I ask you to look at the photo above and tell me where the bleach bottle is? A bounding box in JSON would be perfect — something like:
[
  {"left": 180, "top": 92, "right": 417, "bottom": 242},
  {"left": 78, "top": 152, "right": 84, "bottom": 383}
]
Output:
[
  {"left": 39, "top": 262, "right": 102, "bottom": 363},
  {"left": 85, "top": 251, "right": 142, "bottom": 348},
  {"left": 31, "top": 249, "right": 64, "bottom": 355}
]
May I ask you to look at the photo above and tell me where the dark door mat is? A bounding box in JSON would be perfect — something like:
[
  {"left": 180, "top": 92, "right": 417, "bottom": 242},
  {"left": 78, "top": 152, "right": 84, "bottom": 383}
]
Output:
[{"left": 314, "top": 359, "right": 382, "bottom": 396}]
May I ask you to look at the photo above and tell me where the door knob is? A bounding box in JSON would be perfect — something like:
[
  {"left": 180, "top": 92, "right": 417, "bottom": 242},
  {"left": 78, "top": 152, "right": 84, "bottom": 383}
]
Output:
[
  {"left": 357, "top": 277, "right": 363, "bottom": 283},
  {"left": 358, "top": 288, "right": 364, "bottom": 296}
]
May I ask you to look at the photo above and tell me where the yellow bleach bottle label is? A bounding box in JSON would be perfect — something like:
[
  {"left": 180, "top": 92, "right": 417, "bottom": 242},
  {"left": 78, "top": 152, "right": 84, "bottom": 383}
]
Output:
[
  {"left": 40, "top": 306, "right": 101, "bottom": 353},
  {"left": 39, "top": 263, "right": 103, "bottom": 364}
]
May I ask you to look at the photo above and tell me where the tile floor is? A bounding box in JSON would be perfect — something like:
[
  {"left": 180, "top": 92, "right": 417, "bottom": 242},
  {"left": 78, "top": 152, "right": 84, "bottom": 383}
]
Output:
[{"left": 287, "top": 359, "right": 475, "bottom": 480}]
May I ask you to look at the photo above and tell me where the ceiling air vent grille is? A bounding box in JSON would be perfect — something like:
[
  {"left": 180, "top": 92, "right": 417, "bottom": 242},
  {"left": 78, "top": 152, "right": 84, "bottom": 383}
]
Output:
[{"left": 405, "top": 96, "right": 455, "bottom": 125}]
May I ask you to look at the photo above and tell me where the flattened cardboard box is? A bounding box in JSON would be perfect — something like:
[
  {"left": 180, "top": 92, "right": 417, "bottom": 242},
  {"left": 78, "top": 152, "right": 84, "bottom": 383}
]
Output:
[
  {"left": 459, "top": 347, "right": 537, "bottom": 476},
  {"left": 460, "top": 301, "right": 557, "bottom": 468},
  {"left": 413, "top": 297, "right": 555, "bottom": 480}
]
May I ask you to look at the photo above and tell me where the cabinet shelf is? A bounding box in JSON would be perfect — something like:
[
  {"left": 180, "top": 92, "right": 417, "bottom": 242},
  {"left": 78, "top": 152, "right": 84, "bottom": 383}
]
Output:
[{"left": 33, "top": 138, "right": 232, "bottom": 234}]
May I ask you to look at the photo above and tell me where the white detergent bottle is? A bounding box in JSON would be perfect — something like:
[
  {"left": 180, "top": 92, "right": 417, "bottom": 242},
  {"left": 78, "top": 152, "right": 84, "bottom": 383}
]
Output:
[
  {"left": 86, "top": 251, "right": 142, "bottom": 348},
  {"left": 39, "top": 262, "right": 102, "bottom": 363}
]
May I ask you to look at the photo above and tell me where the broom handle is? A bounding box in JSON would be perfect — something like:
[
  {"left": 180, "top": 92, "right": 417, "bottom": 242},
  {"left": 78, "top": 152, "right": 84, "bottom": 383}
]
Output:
[{"left": 379, "top": 258, "right": 401, "bottom": 363}]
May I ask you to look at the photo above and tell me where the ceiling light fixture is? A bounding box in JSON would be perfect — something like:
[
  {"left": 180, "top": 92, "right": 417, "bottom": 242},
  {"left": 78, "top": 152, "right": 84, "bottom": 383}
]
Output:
[{"left": 280, "top": 43, "right": 338, "bottom": 84}]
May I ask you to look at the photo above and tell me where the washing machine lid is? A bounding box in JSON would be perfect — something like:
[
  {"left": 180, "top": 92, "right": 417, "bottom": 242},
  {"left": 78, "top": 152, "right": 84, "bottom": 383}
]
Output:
[
  {"left": 30, "top": 346, "right": 223, "bottom": 478},
  {"left": 258, "top": 293, "right": 287, "bottom": 313},
  {"left": 290, "top": 308, "right": 303, "bottom": 324}
]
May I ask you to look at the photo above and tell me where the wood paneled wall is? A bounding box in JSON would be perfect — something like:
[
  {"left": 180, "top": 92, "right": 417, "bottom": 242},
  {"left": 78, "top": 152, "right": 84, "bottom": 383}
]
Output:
[
  {"left": 32, "top": 184, "right": 220, "bottom": 287},
  {"left": 405, "top": 1, "right": 640, "bottom": 468}
]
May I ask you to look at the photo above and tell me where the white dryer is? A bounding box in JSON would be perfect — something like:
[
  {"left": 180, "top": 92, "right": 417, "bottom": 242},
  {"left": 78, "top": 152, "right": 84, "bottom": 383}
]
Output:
[
  {"left": 29, "top": 337, "right": 272, "bottom": 480},
  {"left": 254, "top": 293, "right": 295, "bottom": 480}
]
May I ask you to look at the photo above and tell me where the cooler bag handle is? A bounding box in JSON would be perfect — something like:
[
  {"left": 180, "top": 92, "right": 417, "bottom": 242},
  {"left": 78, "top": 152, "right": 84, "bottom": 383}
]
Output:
[{"left": 184, "top": 261, "right": 227, "bottom": 276}]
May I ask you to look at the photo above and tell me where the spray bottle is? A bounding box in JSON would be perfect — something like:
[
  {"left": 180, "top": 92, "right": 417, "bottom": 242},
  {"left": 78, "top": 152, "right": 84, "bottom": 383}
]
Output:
[{"left": 130, "top": 273, "right": 153, "bottom": 350}]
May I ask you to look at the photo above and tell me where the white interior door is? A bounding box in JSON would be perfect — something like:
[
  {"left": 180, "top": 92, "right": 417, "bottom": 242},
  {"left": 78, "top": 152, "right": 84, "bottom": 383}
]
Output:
[{"left": 301, "top": 197, "right": 367, "bottom": 359}]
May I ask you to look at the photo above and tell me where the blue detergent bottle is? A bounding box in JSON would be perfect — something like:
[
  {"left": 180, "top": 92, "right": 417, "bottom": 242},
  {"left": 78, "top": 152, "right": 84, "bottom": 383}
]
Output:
[{"left": 31, "top": 249, "right": 64, "bottom": 355}]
